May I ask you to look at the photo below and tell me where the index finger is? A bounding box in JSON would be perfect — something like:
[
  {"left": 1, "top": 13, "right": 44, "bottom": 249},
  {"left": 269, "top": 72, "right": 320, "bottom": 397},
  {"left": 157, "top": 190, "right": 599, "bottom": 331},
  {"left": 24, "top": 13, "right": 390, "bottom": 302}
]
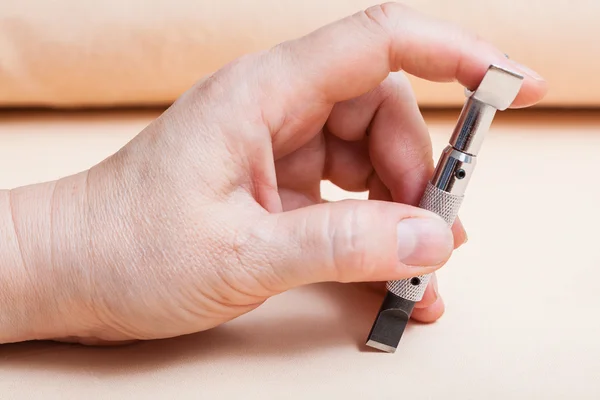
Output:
[{"left": 257, "top": 2, "right": 546, "bottom": 129}]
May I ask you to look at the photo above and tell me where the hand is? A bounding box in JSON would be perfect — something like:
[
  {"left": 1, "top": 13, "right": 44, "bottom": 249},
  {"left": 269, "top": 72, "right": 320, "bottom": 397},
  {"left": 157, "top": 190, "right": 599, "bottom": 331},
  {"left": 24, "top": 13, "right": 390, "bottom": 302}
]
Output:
[{"left": 2, "top": 2, "right": 546, "bottom": 344}]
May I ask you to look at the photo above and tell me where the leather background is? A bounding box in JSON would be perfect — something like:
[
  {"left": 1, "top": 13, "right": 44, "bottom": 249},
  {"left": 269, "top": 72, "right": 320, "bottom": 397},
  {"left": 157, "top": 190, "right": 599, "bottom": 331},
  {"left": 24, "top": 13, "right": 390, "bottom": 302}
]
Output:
[
  {"left": 0, "top": 0, "right": 595, "bottom": 108},
  {"left": 1, "top": 109, "right": 598, "bottom": 398}
]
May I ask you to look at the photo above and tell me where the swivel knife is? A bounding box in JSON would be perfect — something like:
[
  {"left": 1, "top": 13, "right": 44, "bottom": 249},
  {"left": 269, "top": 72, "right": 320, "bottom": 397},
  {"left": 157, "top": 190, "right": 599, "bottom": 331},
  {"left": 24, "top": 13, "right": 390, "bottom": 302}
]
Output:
[{"left": 366, "top": 64, "right": 524, "bottom": 353}]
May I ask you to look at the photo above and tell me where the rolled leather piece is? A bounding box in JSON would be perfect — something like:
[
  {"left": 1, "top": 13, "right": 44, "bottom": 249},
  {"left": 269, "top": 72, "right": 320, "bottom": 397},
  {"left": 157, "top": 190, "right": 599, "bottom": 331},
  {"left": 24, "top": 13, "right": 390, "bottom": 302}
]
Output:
[{"left": 0, "top": 0, "right": 595, "bottom": 108}]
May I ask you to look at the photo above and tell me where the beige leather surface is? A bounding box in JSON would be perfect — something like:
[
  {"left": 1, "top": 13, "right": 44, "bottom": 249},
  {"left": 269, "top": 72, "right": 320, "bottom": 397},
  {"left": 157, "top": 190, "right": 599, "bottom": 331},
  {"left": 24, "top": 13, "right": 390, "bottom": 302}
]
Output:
[
  {"left": 0, "top": 0, "right": 597, "bottom": 108},
  {"left": 1, "top": 110, "right": 599, "bottom": 398}
]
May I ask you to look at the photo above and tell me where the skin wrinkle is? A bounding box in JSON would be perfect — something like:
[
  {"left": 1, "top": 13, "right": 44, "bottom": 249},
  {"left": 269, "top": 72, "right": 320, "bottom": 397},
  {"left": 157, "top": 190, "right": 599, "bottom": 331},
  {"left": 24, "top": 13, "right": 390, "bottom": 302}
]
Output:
[
  {"left": 344, "top": 205, "right": 371, "bottom": 282},
  {"left": 7, "top": 190, "right": 27, "bottom": 280},
  {"left": 200, "top": 126, "right": 248, "bottom": 197},
  {"left": 348, "top": 203, "right": 390, "bottom": 280},
  {"left": 228, "top": 223, "right": 265, "bottom": 300},
  {"left": 265, "top": 43, "right": 328, "bottom": 146},
  {"left": 255, "top": 47, "right": 292, "bottom": 139},
  {"left": 221, "top": 132, "right": 259, "bottom": 200},
  {"left": 251, "top": 174, "right": 281, "bottom": 213},
  {"left": 173, "top": 212, "right": 255, "bottom": 313},
  {"left": 1, "top": 190, "right": 27, "bottom": 340},
  {"left": 193, "top": 222, "right": 267, "bottom": 316},
  {"left": 328, "top": 204, "right": 359, "bottom": 283},
  {"left": 246, "top": 125, "right": 282, "bottom": 213},
  {"left": 363, "top": 4, "right": 396, "bottom": 74},
  {"left": 295, "top": 207, "right": 323, "bottom": 285},
  {"left": 259, "top": 44, "right": 334, "bottom": 159},
  {"left": 50, "top": 177, "right": 81, "bottom": 336},
  {"left": 81, "top": 169, "right": 104, "bottom": 329},
  {"left": 227, "top": 213, "right": 284, "bottom": 299},
  {"left": 86, "top": 165, "right": 148, "bottom": 333},
  {"left": 215, "top": 265, "right": 267, "bottom": 306},
  {"left": 48, "top": 180, "right": 58, "bottom": 286},
  {"left": 171, "top": 252, "right": 223, "bottom": 320},
  {"left": 62, "top": 184, "right": 94, "bottom": 333},
  {"left": 274, "top": 104, "right": 331, "bottom": 161},
  {"left": 186, "top": 280, "right": 243, "bottom": 322},
  {"left": 453, "top": 36, "right": 467, "bottom": 88},
  {"left": 247, "top": 215, "right": 292, "bottom": 295},
  {"left": 388, "top": 137, "right": 432, "bottom": 187},
  {"left": 177, "top": 282, "right": 255, "bottom": 331},
  {"left": 174, "top": 275, "right": 219, "bottom": 322}
]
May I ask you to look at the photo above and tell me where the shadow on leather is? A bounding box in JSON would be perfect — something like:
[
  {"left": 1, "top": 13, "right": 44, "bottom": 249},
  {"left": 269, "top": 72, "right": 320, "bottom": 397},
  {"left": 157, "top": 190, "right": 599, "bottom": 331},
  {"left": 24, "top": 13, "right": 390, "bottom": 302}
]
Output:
[{"left": 1, "top": 282, "right": 395, "bottom": 375}]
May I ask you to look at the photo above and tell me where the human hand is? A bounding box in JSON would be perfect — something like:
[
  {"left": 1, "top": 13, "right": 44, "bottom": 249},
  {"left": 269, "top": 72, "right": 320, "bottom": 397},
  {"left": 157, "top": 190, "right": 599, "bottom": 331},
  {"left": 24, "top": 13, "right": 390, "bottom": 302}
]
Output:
[{"left": 3, "top": 2, "right": 546, "bottom": 344}]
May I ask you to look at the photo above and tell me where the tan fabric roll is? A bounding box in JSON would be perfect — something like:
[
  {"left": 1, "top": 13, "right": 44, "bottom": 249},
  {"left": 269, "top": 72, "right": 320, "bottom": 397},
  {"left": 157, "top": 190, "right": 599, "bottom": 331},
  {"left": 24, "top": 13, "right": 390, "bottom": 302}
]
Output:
[{"left": 0, "top": 0, "right": 596, "bottom": 108}]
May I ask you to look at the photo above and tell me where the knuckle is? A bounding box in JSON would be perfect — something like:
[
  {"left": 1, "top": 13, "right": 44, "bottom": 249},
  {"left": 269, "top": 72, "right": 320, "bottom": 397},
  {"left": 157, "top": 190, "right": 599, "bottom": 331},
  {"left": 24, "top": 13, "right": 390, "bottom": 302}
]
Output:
[
  {"left": 189, "top": 53, "right": 257, "bottom": 109},
  {"left": 376, "top": 72, "right": 410, "bottom": 101},
  {"left": 380, "top": 2, "right": 411, "bottom": 17},
  {"left": 363, "top": 2, "right": 410, "bottom": 30},
  {"left": 227, "top": 217, "right": 259, "bottom": 270},
  {"left": 360, "top": 3, "right": 410, "bottom": 71},
  {"left": 226, "top": 215, "right": 284, "bottom": 294},
  {"left": 330, "top": 204, "right": 376, "bottom": 281},
  {"left": 364, "top": 3, "right": 393, "bottom": 25},
  {"left": 361, "top": 4, "right": 392, "bottom": 36}
]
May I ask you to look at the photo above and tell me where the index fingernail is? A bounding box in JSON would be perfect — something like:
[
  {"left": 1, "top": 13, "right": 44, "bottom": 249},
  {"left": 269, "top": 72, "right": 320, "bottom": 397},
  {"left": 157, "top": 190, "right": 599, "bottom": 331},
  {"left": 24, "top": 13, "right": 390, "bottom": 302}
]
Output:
[{"left": 509, "top": 60, "right": 544, "bottom": 81}]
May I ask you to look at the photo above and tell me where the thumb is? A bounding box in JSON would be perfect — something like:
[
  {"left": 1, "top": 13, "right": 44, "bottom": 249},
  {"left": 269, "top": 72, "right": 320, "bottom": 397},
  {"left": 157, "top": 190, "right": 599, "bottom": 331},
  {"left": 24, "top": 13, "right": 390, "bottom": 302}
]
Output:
[{"left": 262, "top": 199, "right": 454, "bottom": 289}]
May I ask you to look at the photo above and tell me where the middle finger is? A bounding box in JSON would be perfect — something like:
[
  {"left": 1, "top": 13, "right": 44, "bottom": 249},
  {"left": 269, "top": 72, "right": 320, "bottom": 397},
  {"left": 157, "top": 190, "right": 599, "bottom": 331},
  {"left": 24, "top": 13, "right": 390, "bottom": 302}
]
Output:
[{"left": 326, "top": 72, "right": 467, "bottom": 242}]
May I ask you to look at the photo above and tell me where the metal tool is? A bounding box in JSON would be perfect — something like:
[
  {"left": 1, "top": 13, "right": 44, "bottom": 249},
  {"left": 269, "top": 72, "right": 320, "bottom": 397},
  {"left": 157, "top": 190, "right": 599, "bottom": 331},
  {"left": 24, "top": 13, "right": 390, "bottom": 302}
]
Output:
[{"left": 365, "top": 64, "right": 524, "bottom": 353}]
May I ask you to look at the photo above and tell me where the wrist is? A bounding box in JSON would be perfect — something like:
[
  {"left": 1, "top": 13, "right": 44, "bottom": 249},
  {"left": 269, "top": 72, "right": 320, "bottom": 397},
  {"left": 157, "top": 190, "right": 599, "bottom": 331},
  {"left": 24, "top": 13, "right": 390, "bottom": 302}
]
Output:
[{"left": 0, "top": 172, "right": 91, "bottom": 343}]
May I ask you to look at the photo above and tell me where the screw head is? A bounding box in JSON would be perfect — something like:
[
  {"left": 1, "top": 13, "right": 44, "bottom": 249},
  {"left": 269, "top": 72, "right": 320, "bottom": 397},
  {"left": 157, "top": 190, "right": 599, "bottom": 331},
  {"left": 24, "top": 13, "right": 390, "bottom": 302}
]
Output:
[{"left": 410, "top": 277, "right": 421, "bottom": 286}]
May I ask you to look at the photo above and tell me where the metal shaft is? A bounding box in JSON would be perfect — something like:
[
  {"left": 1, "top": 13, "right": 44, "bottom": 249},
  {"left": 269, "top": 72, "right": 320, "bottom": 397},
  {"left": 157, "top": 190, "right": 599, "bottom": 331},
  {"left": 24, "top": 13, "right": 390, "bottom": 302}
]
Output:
[{"left": 366, "top": 65, "right": 524, "bottom": 353}]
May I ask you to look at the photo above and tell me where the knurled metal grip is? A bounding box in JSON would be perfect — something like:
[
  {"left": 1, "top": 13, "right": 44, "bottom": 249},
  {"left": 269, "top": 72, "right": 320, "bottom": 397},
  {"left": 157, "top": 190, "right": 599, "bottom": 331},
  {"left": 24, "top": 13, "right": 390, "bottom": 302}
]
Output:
[{"left": 386, "top": 184, "right": 464, "bottom": 301}]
